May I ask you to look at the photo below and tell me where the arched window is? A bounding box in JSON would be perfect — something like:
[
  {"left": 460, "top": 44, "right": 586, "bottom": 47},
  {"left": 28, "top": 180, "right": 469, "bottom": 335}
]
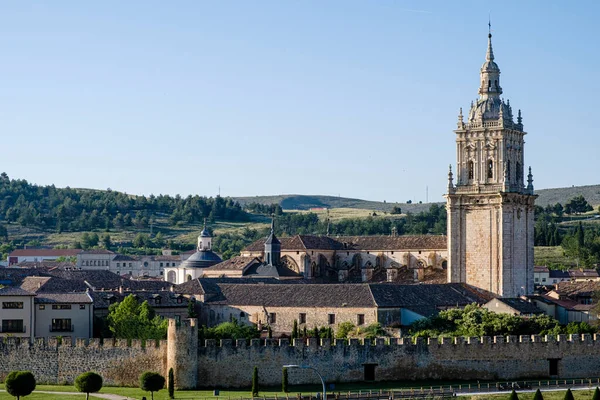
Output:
[
  {"left": 186, "top": 274, "right": 192, "bottom": 282},
  {"left": 468, "top": 161, "right": 474, "bottom": 180},
  {"left": 487, "top": 160, "right": 493, "bottom": 179},
  {"left": 488, "top": 80, "right": 491, "bottom": 89},
  {"left": 494, "top": 80, "right": 498, "bottom": 89},
  {"left": 507, "top": 160, "right": 511, "bottom": 180},
  {"left": 516, "top": 162, "right": 522, "bottom": 182}
]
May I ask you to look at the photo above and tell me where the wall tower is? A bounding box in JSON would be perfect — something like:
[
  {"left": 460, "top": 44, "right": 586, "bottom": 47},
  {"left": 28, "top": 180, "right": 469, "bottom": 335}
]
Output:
[{"left": 446, "top": 28, "right": 536, "bottom": 297}]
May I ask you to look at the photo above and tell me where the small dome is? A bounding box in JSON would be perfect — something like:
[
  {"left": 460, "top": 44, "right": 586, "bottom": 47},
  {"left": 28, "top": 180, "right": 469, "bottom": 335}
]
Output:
[
  {"left": 179, "top": 250, "right": 222, "bottom": 269},
  {"left": 481, "top": 60, "right": 500, "bottom": 72},
  {"left": 469, "top": 97, "right": 512, "bottom": 122},
  {"left": 200, "top": 228, "right": 211, "bottom": 238}
]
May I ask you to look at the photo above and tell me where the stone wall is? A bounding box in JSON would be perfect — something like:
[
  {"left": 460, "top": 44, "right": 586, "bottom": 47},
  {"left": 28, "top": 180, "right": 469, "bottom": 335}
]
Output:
[
  {"left": 198, "top": 334, "right": 600, "bottom": 388},
  {"left": 0, "top": 337, "right": 166, "bottom": 386}
]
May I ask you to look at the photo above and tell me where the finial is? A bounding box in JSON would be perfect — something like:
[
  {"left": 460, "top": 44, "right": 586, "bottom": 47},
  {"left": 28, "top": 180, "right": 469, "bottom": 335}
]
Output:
[
  {"left": 527, "top": 167, "right": 534, "bottom": 194},
  {"left": 488, "top": 15, "right": 492, "bottom": 38},
  {"left": 457, "top": 107, "right": 464, "bottom": 128},
  {"left": 486, "top": 21, "right": 495, "bottom": 62},
  {"left": 517, "top": 109, "right": 522, "bottom": 125},
  {"left": 447, "top": 165, "right": 454, "bottom": 192}
]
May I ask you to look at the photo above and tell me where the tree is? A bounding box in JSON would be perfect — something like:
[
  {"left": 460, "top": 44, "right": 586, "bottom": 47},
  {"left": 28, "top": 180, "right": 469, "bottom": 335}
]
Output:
[
  {"left": 140, "top": 371, "right": 165, "bottom": 400},
  {"left": 336, "top": 322, "right": 356, "bottom": 339},
  {"left": 5, "top": 370, "right": 36, "bottom": 400},
  {"left": 532, "top": 388, "right": 544, "bottom": 400},
  {"left": 101, "top": 234, "right": 111, "bottom": 249},
  {"left": 593, "top": 387, "right": 600, "bottom": 400},
  {"left": 168, "top": 368, "right": 175, "bottom": 399},
  {"left": 563, "top": 388, "right": 574, "bottom": 400},
  {"left": 75, "top": 372, "right": 103, "bottom": 400},
  {"left": 107, "top": 294, "right": 168, "bottom": 340},
  {"left": 267, "top": 326, "right": 273, "bottom": 339},
  {"left": 187, "top": 300, "right": 197, "bottom": 318},
  {"left": 509, "top": 389, "right": 519, "bottom": 400},
  {"left": 291, "top": 319, "right": 298, "bottom": 340},
  {"left": 565, "top": 195, "right": 593, "bottom": 215},
  {"left": 251, "top": 366, "right": 259, "bottom": 397},
  {"left": 282, "top": 367, "right": 289, "bottom": 393}
]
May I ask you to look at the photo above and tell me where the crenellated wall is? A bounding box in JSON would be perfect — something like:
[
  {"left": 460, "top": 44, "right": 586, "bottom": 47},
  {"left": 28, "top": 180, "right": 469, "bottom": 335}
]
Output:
[
  {"left": 198, "top": 334, "right": 600, "bottom": 388},
  {"left": 0, "top": 336, "right": 166, "bottom": 386},
  {"left": 3, "top": 321, "right": 600, "bottom": 389}
]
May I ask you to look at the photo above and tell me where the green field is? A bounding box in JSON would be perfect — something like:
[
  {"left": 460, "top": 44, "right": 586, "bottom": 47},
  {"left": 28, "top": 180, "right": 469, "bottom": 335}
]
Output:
[
  {"left": 534, "top": 246, "right": 579, "bottom": 269},
  {"left": 462, "top": 389, "right": 597, "bottom": 399}
]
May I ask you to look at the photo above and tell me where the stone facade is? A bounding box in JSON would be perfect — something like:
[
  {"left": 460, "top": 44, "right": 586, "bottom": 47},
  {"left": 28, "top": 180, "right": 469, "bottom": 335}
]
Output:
[{"left": 446, "top": 31, "right": 536, "bottom": 297}]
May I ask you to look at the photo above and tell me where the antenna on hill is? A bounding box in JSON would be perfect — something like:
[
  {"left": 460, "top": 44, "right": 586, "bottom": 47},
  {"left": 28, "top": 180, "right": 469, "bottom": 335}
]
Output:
[
  {"left": 218, "top": 186, "right": 221, "bottom": 197},
  {"left": 426, "top": 186, "right": 429, "bottom": 203}
]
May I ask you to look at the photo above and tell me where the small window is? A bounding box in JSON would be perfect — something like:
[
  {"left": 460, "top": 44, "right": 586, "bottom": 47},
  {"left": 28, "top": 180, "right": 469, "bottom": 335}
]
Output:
[
  {"left": 155, "top": 298, "right": 161, "bottom": 305},
  {"left": 2, "top": 319, "right": 24, "bottom": 333},
  {"left": 39, "top": 305, "right": 45, "bottom": 310},
  {"left": 240, "top": 312, "right": 245, "bottom": 318},
  {"left": 328, "top": 314, "right": 336, "bottom": 325},
  {"left": 160, "top": 271, "right": 164, "bottom": 275},
  {"left": 2, "top": 302, "right": 24, "bottom": 309},
  {"left": 52, "top": 305, "right": 71, "bottom": 310},
  {"left": 129, "top": 263, "right": 132, "bottom": 267},
  {"left": 468, "top": 161, "right": 474, "bottom": 179},
  {"left": 391, "top": 251, "right": 394, "bottom": 255},
  {"left": 299, "top": 313, "right": 306, "bottom": 324},
  {"left": 117, "top": 263, "right": 120, "bottom": 268},
  {"left": 160, "top": 263, "right": 163, "bottom": 267},
  {"left": 79, "top": 304, "right": 85, "bottom": 310},
  {"left": 487, "top": 160, "right": 493, "bottom": 179},
  {"left": 269, "top": 313, "right": 277, "bottom": 324},
  {"left": 357, "top": 314, "right": 365, "bottom": 326},
  {"left": 296, "top": 251, "right": 299, "bottom": 255}
]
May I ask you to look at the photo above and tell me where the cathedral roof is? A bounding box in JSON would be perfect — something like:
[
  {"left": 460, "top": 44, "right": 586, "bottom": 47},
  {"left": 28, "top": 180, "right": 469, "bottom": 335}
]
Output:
[{"left": 178, "top": 250, "right": 222, "bottom": 269}]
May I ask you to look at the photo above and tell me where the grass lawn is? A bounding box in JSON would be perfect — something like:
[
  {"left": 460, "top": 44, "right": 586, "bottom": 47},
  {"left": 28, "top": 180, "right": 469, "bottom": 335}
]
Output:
[
  {"left": 534, "top": 246, "right": 579, "bottom": 269},
  {"left": 461, "top": 389, "right": 597, "bottom": 399}
]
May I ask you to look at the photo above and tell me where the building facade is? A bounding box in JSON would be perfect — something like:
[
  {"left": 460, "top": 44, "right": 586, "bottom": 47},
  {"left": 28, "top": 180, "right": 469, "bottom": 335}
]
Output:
[{"left": 446, "top": 29, "right": 536, "bottom": 297}]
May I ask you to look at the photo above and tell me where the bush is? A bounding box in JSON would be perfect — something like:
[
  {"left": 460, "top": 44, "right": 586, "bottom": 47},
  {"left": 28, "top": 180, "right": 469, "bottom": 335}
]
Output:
[
  {"left": 75, "top": 372, "right": 103, "bottom": 400},
  {"left": 509, "top": 389, "right": 519, "bottom": 400},
  {"left": 336, "top": 322, "right": 356, "bottom": 339},
  {"left": 532, "top": 388, "right": 544, "bottom": 400},
  {"left": 5, "top": 370, "right": 36, "bottom": 400},
  {"left": 140, "top": 371, "right": 165, "bottom": 400},
  {"left": 251, "top": 366, "right": 259, "bottom": 397},
  {"left": 593, "top": 387, "right": 600, "bottom": 400},
  {"left": 563, "top": 388, "right": 574, "bottom": 400},
  {"left": 282, "top": 367, "right": 288, "bottom": 393},
  {"left": 168, "top": 367, "right": 175, "bottom": 399}
]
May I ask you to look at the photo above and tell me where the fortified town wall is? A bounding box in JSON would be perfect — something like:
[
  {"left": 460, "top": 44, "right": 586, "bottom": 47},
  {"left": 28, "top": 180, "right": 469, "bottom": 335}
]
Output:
[{"left": 3, "top": 320, "right": 600, "bottom": 389}]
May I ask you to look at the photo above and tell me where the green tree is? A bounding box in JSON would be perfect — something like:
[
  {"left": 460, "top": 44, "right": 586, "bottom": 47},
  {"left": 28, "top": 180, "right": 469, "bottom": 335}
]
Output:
[
  {"left": 200, "top": 320, "right": 260, "bottom": 341},
  {"left": 187, "top": 300, "right": 197, "bottom": 318},
  {"left": 101, "top": 234, "right": 111, "bottom": 249},
  {"left": 251, "top": 366, "right": 259, "bottom": 397},
  {"left": 107, "top": 294, "right": 168, "bottom": 340},
  {"left": 336, "top": 322, "right": 356, "bottom": 339},
  {"left": 282, "top": 367, "right": 289, "bottom": 393},
  {"left": 140, "top": 371, "right": 165, "bottom": 400},
  {"left": 291, "top": 319, "right": 298, "bottom": 340},
  {"left": 5, "top": 370, "right": 36, "bottom": 400},
  {"left": 592, "top": 387, "right": 600, "bottom": 400},
  {"left": 565, "top": 195, "right": 593, "bottom": 215},
  {"left": 563, "top": 388, "right": 574, "bottom": 400},
  {"left": 168, "top": 368, "right": 175, "bottom": 399},
  {"left": 75, "top": 372, "right": 103, "bottom": 400},
  {"left": 532, "top": 388, "right": 544, "bottom": 400},
  {"left": 508, "top": 389, "right": 519, "bottom": 400}
]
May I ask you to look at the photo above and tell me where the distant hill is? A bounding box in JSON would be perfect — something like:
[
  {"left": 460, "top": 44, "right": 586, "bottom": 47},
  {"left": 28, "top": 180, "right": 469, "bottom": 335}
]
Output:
[
  {"left": 535, "top": 184, "right": 600, "bottom": 207},
  {"left": 235, "top": 184, "right": 600, "bottom": 212}
]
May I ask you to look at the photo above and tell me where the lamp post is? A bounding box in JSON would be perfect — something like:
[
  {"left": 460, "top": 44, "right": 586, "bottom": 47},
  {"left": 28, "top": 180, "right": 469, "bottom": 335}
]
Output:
[{"left": 283, "top": 364, "right": 326, "bottom": 400}]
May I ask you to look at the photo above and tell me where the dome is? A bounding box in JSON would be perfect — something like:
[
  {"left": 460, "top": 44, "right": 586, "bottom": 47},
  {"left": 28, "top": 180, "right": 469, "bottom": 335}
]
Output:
[
  {"left": 481, "top": 60, "right": 500, "bottom": 73},
  {"left": 468, "top": 97, "right": 512, "bottom": 122},
  {"left": 179, "top": 250, "right": 222, "bottom": 269},
  {"left": 200, "top": 228, "right": 211, "bottom": 238}
]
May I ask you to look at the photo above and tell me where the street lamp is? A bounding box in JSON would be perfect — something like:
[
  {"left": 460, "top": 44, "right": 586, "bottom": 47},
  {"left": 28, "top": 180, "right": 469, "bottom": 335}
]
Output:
[{"left": 283, "top": 364, "right": 326, "bottom": 400}]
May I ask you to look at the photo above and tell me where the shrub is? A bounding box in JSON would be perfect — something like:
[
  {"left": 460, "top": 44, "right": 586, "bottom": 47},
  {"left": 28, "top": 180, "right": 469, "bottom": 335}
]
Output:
[
  {"left": 336, "top": 322, "right": 355, "bottom": 339},
  {"left": 75, "top": 372, "right": 103, "bottom": 400},
  {"left": 563, "top": 388, "right": 574, "bottom": 400},
  {"left": 140, "top": 371, "right": 165, "bottom": 400},
  {"left": 508, "top": 389, "right": 519, "bottom": 400},
  {"left": 282, "top": 367, "right": 288, "bottom": 393},
  {"left": 168, "top": 367, "right": 175, "bottom": 399},
  {"left": 5, "top": 370, "right": 36, "bottom": 400},
  {"left": 532, "top": 388, "right": 544, "bottom": 400},
  {"left": 251, "top": 366, "right": 259, "bottom": 397},
  {"left": 593, "top": 387, "right": 600, "bottom": 400}
]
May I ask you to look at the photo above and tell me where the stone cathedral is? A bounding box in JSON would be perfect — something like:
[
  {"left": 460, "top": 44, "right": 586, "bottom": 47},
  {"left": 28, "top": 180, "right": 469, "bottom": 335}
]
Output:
[{"left": 446, "top": 30, "right": 536, "bottom": 297}]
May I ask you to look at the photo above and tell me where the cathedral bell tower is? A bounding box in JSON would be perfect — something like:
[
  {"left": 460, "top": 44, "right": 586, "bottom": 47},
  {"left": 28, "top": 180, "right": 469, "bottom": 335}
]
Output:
[{"left": 445, "top": 28, "right": 536, "bottom": 297}]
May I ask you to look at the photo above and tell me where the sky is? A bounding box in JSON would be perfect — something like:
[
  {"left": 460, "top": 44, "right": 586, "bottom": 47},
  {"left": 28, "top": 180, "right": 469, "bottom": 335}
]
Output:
[{"left": 0, "top": 1, "right": 598, "bottom": 203}]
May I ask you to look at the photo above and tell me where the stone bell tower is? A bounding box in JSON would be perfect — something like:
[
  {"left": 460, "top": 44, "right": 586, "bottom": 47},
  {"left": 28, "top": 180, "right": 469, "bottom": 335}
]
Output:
[{"left": 445, "top": 27, "right": 536, "bottom": 297}]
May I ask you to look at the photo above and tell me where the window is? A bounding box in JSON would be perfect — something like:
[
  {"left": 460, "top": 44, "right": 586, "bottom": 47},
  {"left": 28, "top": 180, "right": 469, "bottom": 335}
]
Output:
[
  {"left": 542, "top": 278, "right": 547, "bottom": 282},
  {"left": 144, "top": 262, "right": 148, "bottom": 268},
  {"left": 549, "top": 359, "right": 559, "bottom": 376},
  {"left": 39, "top": 305, "right": 45, "bottom": 310},
  {"left": 117, "top": 263, "right": 120, "bottom": 268},
  {"left": 80, "top": 304, "right": 86, "bottom": 310},
  {"left": 240, "top": 312, "right": 245, "bottom": 318},
  {"left": 175, "top": 315, "right": 181, "bottom": 324},
  {"left": 328, "top": 314, "right": 336, "bottom": 324},
  {"left": 487, "top": 160, "right": 493, "bottom": 179},
  {"left": 177, "top": 298, "right": 182, "bottom": 304},
  {"left": 299, "top": 313, "right": 306, "bottom": 324},
  {"left": 468, "top": 161, "right": 474, "bottom": 179},
  {"left": 2, "top": 319, "right": 24, "bottom": 333},
  {"left": 160, "top": 263, "right": 163, "bottom": 267},
  {"left": 516, "top": 162, "right": 522, "bottom": 181},
  {"left": 357, "top": 314, "right": 365, "bottom": 326},
  {"left": 51, "top": 318, "right": 72, "bottom": 332},
  {"left": 160, "top": 271, "right": 164, "bottom": 275},
  {"left": 52, "top": 305, "right": 71, "bottom": 310},
  {"left": 129, "top": 263, "right": 132, "bottom": 267},
  {"left": 155, "top": 298, "right": 161, "bottom": 305},
  {"left": 534, "top": 278, "right": 539, "bottom": 282},
  {"left": 269, "top": 313, "right": 277, "bottom": 324},
  {"left": 2, "top": 302, "right": 23, "bottom": 309}
]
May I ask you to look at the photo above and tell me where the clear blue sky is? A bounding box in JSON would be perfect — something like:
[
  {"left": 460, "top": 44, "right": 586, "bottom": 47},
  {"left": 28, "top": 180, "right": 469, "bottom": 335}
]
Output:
[{"left": 1, "top": 1, "right": 597, "bottom": 203}]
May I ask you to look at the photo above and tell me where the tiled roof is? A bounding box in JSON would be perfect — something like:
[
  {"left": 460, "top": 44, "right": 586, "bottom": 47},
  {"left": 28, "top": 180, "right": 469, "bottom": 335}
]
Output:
[
  {"left": 244, "top": 263, "right": 302, "bottom": 278},
  {"left": 369, "top": 283, "right": 488, "bottom": 309},
  {"left": 35, "top": 293, "right": 93, "bottom": 304},
  {"left": 0, "top": 267, "right": 53, "bottom": 286},
  {"left": 89, "top": 290, "right": 188, "bottom": 309},
  {"left": 492, "top": 298, "right": 544, "bottom": 314},
  {"left": 244, "top": 235, "right": 447, "bottom": 252},
  {"left": 206, "top": 283, "right": 376, "bottom": 308},
  {"left": 548, "top": 270, "right": 571, "bottom": 279},
  {"left": 205, "top": 256, "right": 261, "bottom": 271},
  {"left": 112, "top": 255, "right": 137, "bottom": 261},
  {"left": 153, "top": 255, "right": 181, "bottom": 261},
  {"left": 569, "top": 269, "right": 600, "bottom": 278},
  {"left": 21, "top": 276, "right": 88, "bottom": 293},
  {"left": 554, "top": 281, "right": 600, "bottom": 297},
  {"left": 0, "top": 286, "right": 36, "bottom": 297},
  {"left": 9, "top": 249, "right": 83, "bottom": 257},
  {"left": 534, "top": 266, "right": 549, "bottom": 273},
  {"left": 44, "top": 269, "right": 171, "bottom": 291},
  {"left": 14, "top": 261, "right": 77, "bottom": 269},
  {"left": 80, "top": 249, "right": 115, "bottom": 255}
]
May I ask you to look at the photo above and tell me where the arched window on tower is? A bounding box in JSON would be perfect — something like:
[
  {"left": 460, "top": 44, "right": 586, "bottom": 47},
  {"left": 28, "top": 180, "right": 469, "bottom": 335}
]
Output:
[
  {"left": 468, "top": 161, "right": 474, "bottom": 180},
  {"left": 494, "top": 80, "right": 498, "bottom": 90},
  {"left": 487, "top": 160, "right": 493, "bottom": 179},
  {"left": 516, "top": 162, "right": 522, "bottom": 183},
  {"left": 506, "top": 161, "right": 511, "bottom": 181},
  {"left": 488, "top": 80, "right": 491, "bottom": 90}
]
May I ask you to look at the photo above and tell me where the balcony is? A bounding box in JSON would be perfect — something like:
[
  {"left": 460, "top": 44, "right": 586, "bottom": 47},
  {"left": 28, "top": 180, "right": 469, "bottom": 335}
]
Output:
[{"left": 50, "top": 325, "right": 74, "bottom": 332}]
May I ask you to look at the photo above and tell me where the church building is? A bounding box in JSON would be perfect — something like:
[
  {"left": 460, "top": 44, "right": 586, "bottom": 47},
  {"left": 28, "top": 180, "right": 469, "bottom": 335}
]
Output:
[{"left": 446, "top": 28, "right": 536, "bottom": 297}]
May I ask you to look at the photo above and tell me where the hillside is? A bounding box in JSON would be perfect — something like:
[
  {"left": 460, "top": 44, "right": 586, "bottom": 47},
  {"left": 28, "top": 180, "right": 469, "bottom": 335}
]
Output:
[{"left": 535, "top": 184, "right": 600, "bottom": 207}]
